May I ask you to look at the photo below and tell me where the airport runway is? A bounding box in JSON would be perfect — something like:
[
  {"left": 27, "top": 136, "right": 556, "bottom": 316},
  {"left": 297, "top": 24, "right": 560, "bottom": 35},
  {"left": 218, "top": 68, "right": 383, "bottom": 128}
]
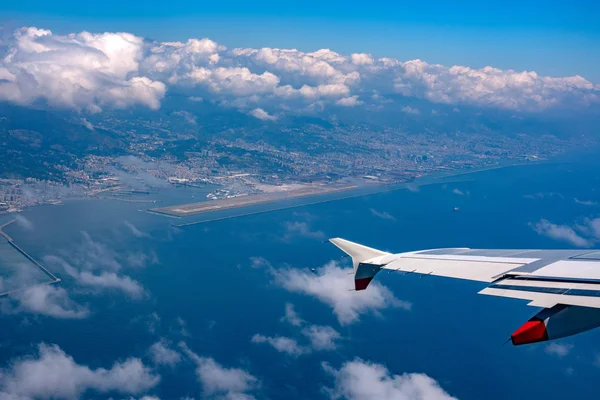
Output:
[{"left": 151, "top": 183, "right": 358, "bottom": 217}]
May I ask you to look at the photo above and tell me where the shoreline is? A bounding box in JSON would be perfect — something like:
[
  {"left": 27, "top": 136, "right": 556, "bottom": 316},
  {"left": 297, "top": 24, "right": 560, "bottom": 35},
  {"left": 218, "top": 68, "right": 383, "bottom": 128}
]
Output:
[
  {"left": 172, "top": 159, "right": 555, "bottom": 227},
  {"left": 3, "top": 157, "right": 558, "bottom": 219}
]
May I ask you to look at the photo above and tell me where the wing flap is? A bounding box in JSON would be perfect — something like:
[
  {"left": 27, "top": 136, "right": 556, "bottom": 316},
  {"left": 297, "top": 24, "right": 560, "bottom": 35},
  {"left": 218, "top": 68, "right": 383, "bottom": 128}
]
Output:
[
  {"left": 382, "top": 256, "right": 529, "bottom": 282},
  {"left": 479, "top": 276, "right": 600, "bottom": 309}
]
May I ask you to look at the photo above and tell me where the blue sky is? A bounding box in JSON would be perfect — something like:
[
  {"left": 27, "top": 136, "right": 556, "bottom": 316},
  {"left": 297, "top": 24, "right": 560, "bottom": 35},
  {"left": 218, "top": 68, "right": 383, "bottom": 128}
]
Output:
[{"left": 2, "top": 0, "right": 600, "bottom": 81}]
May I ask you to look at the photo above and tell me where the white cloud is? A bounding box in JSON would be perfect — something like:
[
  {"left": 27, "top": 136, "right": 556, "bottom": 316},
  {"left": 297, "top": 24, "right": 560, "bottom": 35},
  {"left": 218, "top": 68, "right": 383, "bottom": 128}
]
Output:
[
  {"left": 14, "top": 215, "right": 33, "bottom": 231},
  {"left": 394, "top": 60, "right": 598, "bottom": 111},
  {"left": 281, "top": 303, "right": 305, "bottom": 327},
  {"left": 40, "top": 231, "right": 156, "bottom": 301},
  {"left": 81, "top": 118, "right": 94, "bottom": 130},
  {"left": 531, "top": 219, "right": 594, "bottom": 247},
  {"left": 545, "top": 343, "right": 573, "bottom": 358},
  {"left": 301, "top": 325, "right": 341, "bottom": 351},
  {"left": 282, "top": 221, "right": 325, "bottom": 241},
  {"left": 173, "top": 110, "right": 197, "bottom": 125},
  {"left": 272, "top": 261, "right": 410, "bottom": 325},
  {"left": 351, "top": 53, "right": 374, "bottom": 65},
  {"left": 254, "top": 304, "right": 341, "bottom": 355},
  {"left": 179, "top": 343, "right": 258, "bottom": 399},
  {"left": 369, "top": 209, "right": 396, "bottom": 221},
  {"left": 45, "top": 255, "right": 146, "bottom": 299},
  {"left": 67, "top": 231, "right": 121, "bottom": 271},
  {"left": 76, "top": 271, "right": 145, "bottom": 298},
  {"left": 124, "top": 221, "right": 150, "bottom": 238},
  {"left": 323, "top": 359, "right": 456, "bottom": 400},
  {"left": 12, "top": 284, "right": 89, "bottom": 319},
  {"left": 0, "top": 27, "right": 165, "bottom": 112},
  {"left": 250, "top": 257, "right": 271, "bottom": 269},
  {"left": 149, "top": 339, "right": 181, "bottom": 367},
  {"left": 574, "top": 199, "right": 598, "bottom": 206},
  {"left": 577, "top": 217, "right": 600, "bottom": 240},
  {"left": 188, "top": 67, "right": 280, "bottom": 96},
  {"left": 251, "top": 334, "right": 307, "bottom": 357},
  {"left": 248, "top": 108, "right": 277, "bottom": 121},
  {"left": 0, "top": 343, "right": 159, "bottom": 399},
  {"left": 336, "top": 96, "right": 362, "bottom": 107},
  {"left": 2, "top": 26, "right": 598, "bottom": 114},
  {"left": 400, "top": 106, "right": 420, "bottom": 115}
]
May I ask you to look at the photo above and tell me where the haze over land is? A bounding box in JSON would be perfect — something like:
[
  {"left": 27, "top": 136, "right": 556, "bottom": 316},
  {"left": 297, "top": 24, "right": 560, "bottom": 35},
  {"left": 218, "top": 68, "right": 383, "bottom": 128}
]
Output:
[{"left": 0, "top": 26, "right": 598, "bottom": 209}]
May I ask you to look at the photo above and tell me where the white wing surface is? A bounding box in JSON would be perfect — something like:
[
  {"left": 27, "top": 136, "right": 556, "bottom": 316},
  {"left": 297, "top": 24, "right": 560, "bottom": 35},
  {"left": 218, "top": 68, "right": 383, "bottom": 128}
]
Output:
[{"left": 329, "top": 238, "right": 600, "bottom": 345}]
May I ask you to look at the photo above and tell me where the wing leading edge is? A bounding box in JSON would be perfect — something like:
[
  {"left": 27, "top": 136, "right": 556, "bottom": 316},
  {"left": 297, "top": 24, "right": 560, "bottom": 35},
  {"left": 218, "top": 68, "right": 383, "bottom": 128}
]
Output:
[{"left": 329, "top": 238, "right": 600, "bottom": 345}]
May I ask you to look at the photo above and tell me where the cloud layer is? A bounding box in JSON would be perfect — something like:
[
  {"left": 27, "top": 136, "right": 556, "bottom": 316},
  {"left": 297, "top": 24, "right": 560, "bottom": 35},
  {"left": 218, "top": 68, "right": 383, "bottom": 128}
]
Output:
[{"left": 1, "top": 26, "right": 599, "bottom": 114}]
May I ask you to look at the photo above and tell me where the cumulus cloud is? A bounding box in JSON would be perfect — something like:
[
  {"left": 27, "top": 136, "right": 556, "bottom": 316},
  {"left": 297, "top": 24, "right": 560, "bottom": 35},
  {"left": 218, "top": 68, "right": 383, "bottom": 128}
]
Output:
[
  {"left": 248, "top": 108, "right": 277, "bottom": 121},
  {"left": 282, "top": 221, "right": 325, "bottom": 241},
  {"left": 1, "top": 26, "right": 598, "bottom": 114},
  {"left": 187, "top": 67, "right": 280, "bottom": 96},
  {"left": 253, "top": 304, "right": 341, "bottom": 355},
  {"left": 179, "top": 343, "right": 259, "bottom": 399},
  {"left": 400, "top": 106, "right": 420, "bottom": 115},
  {"left": 149, "top": 339, "right": 181, "bottom": 367},
  {"left": 0, "top": 27, "right": 165, "bottom": 112},
  {"left": 281, "top": 303, "right": 305, "bottom": 327},
  {"left": 45, "top": 255, "right": 146, "bottom": 299},
  {"left": 12, "top": 284, "right": 89, "bottom": 319},
  {"left": 251, "top": 334, "right": 307, "bottom": 357},
  {"left": 394, "top": 60, "right": 599, "bottom": 111},
  {"left": 351, "top": 53, "right": 374, "bottom": 65},
  {"left": 40, "top": 231, "right": 156, "bottom": 300},
  {"left": 301, "top": 325, "right": 341, "bottom": 351},
  {"left": 336, "top": 95, "right": 361, "bottom": 107},
  {"left": 323, "top": 359, "right": 456, "bottom": 400},
  {"left": 579, "top": 217, "right": 600, "bottom": 235},
  {"left": 530, "top": 219, "right": 594, "bottom": 247},
  {"left": 0, "top": 343, "right": 159, "bottom": 399},
  {"left": 545, "top": 343, "right": 573, "bottom": 358},
  {"left": 271, "top": 261, "right": 410, "bottom": 324},
  {"left": 66, "top": 231, "right": 121, "bottom": 271}
]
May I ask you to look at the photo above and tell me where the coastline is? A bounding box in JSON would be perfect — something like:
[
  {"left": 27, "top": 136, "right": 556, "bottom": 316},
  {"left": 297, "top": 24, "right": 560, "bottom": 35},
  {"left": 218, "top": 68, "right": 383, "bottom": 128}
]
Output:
[
  {"left": 3, "top": 157, "right": 560, "bottom": 221},
  {"left": 171, "top": 159, "right": 556, "bottom": 227}
]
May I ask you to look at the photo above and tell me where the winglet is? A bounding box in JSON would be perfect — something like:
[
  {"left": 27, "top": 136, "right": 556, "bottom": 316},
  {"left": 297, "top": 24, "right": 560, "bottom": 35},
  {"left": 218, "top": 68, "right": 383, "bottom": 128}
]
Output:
[{"left": 329, "top": 238, "right": 390, "bottom": 291}]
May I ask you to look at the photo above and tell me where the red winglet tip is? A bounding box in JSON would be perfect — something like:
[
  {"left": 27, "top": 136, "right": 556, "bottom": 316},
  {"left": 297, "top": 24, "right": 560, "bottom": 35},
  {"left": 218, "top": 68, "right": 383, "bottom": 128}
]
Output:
[
  {"left": 354, "top": 277, "right": 373, "bottom": 291},
  {"left": 511, "top": 319, "right": 548, "bottom": 346}
]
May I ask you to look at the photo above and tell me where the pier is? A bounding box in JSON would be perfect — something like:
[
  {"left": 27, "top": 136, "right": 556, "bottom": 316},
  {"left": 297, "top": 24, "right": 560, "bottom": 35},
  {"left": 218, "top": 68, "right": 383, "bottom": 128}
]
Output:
[{"left": 0, "top": 219, "right": 60, "bottom": 297}]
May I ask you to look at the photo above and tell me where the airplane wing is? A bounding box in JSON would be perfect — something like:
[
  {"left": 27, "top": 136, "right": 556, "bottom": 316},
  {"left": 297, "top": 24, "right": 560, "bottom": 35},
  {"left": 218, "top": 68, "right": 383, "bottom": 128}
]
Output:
[{"left": 329, "top": 238, "right": 600, "bottom": 345}]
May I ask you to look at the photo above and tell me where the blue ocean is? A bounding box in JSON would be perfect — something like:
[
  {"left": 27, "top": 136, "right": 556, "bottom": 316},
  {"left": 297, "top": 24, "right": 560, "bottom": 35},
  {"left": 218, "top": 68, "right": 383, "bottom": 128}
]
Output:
[{"left": 2, "top": 154, "right": 600, "bottom": 399}]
